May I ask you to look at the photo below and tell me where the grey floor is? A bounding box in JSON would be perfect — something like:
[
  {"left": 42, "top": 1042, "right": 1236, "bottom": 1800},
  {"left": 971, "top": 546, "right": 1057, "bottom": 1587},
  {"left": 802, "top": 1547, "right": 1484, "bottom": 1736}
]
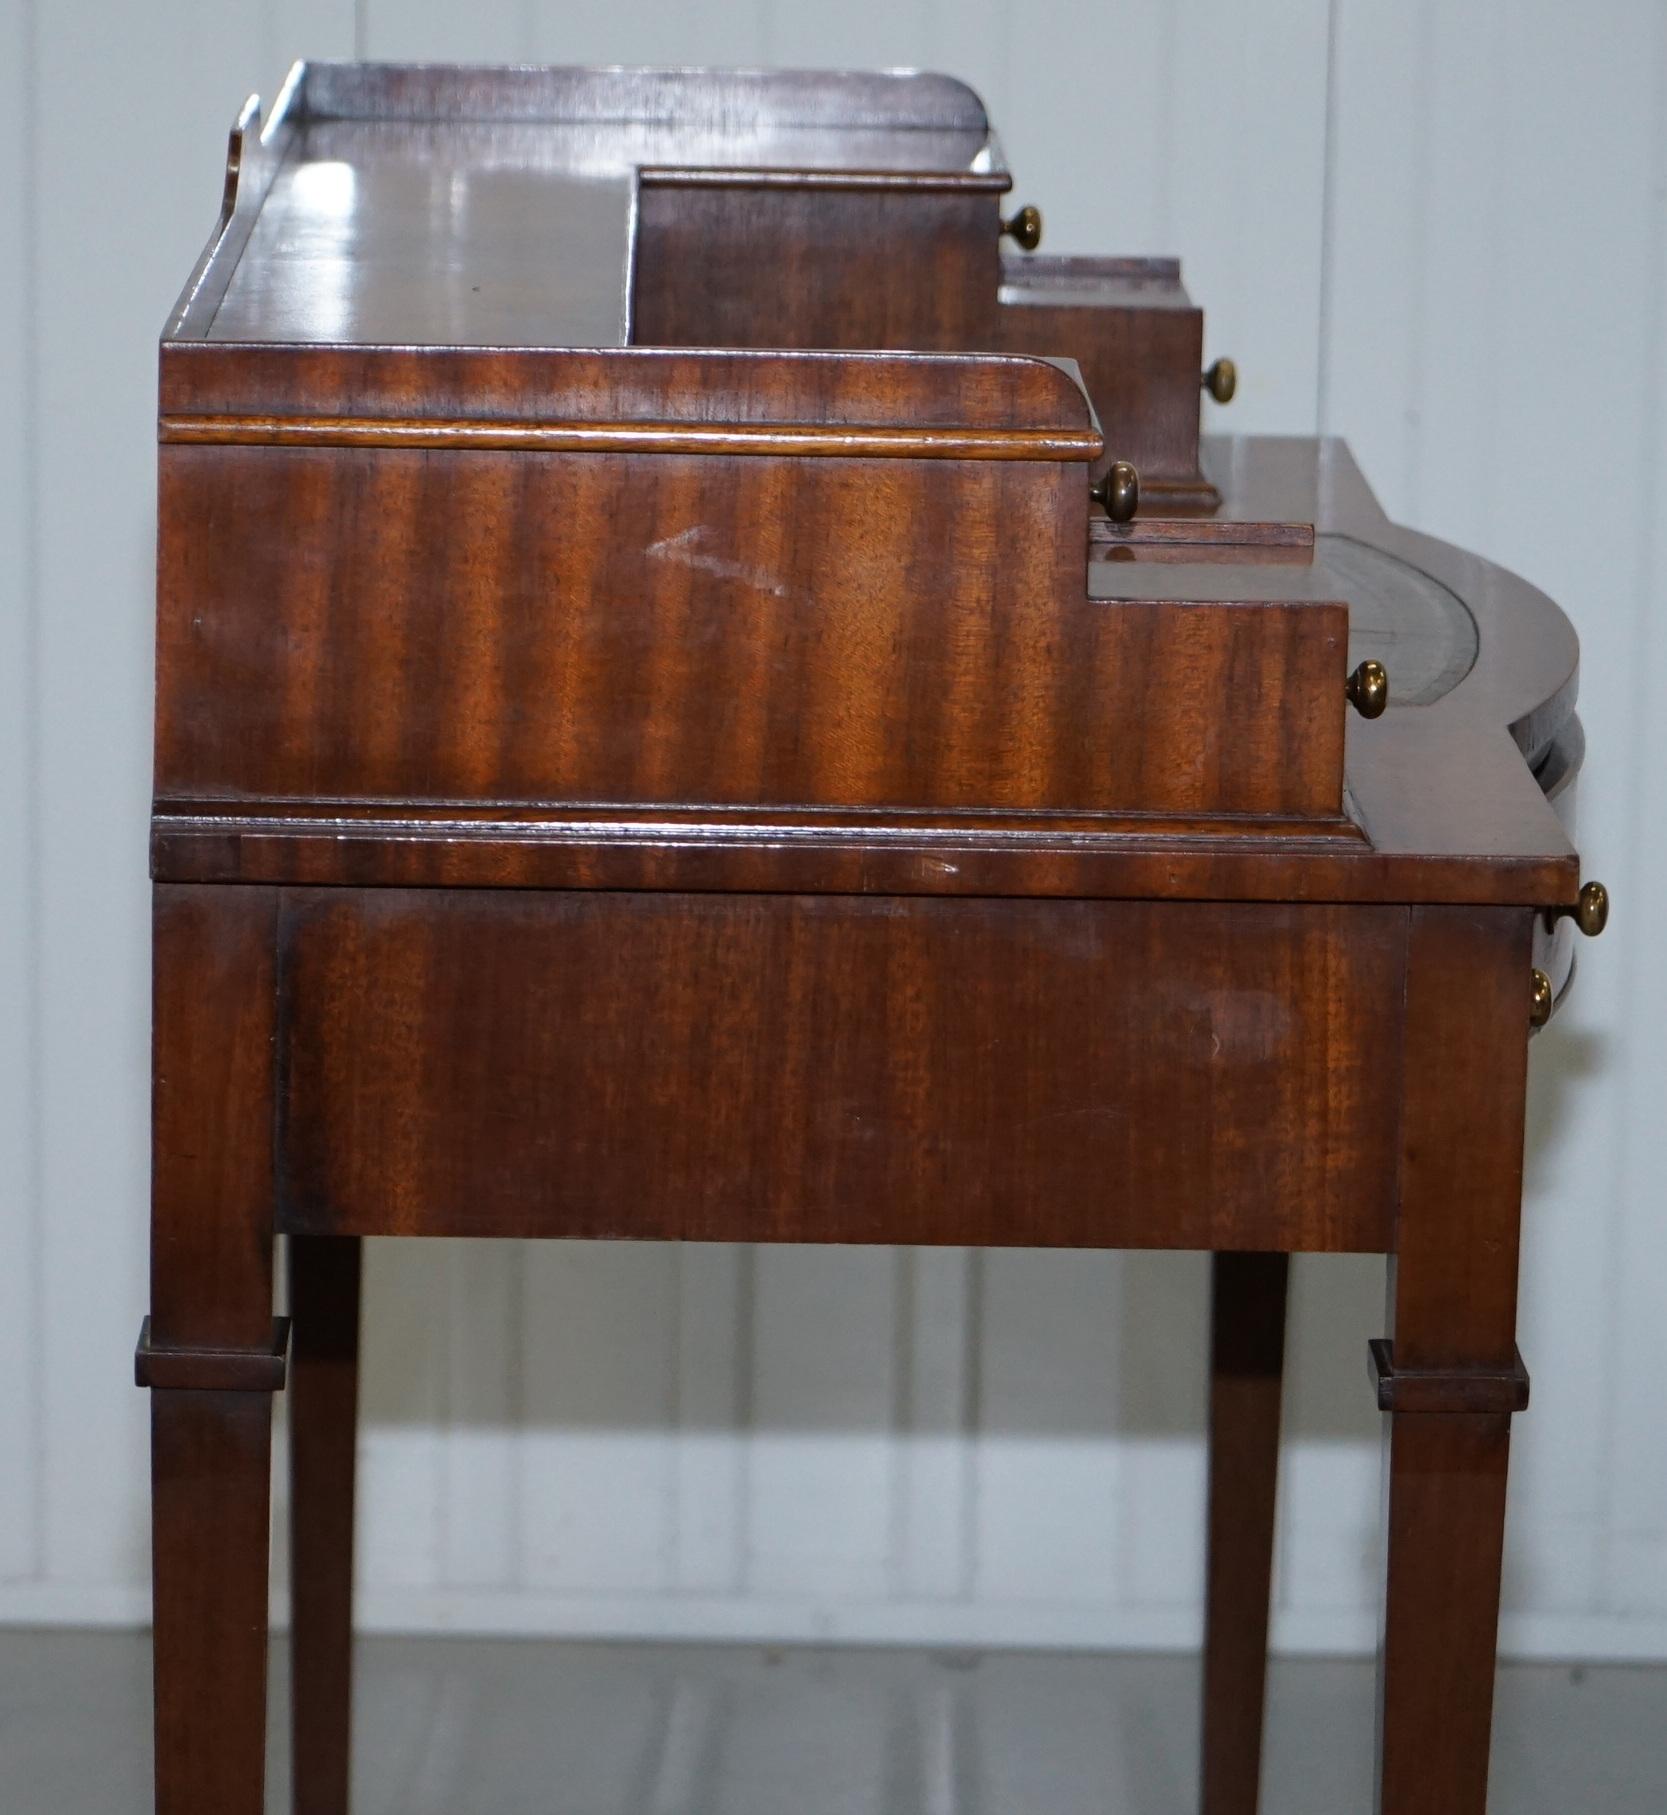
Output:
[{"left": 2, "top": 1631, "right": 1662, "bottom": 1813}]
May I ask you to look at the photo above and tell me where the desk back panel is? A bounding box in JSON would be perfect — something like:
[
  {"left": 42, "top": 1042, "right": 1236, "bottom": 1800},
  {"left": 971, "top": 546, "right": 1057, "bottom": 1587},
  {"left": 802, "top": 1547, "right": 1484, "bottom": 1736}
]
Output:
[
  {"left": 275, "top": 888, "right": 1403, "bottom": 1253},
  {"left": 632, "top": 182, "right": 1002, "bottom": 352}
]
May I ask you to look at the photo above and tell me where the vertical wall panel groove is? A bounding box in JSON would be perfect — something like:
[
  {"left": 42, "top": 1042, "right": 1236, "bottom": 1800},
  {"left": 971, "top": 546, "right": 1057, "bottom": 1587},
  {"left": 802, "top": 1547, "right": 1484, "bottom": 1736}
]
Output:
[
  {"left": 672, "top": 1244, "right": 754, "bottom": 1595},
  {"left": 439, "top": 1242, "right": 525, "bottom": 1589},
  {"left": 1323, "top": 0, "right": 1667, "bottom": 1657},
  {"left": 890, "top": 1248, "right": 975, "bottom": 1604},
  {"left": 1597, "top": 0, "right": 1667, "bottom": 1624},
  {"left": 0, "top": 0, "right": 42, "bottom": 1590}
]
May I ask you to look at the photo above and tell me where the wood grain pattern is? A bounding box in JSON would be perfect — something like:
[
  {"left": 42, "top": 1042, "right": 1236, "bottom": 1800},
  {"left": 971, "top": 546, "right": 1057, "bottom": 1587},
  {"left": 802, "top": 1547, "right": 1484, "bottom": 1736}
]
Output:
[
  {"left": 1376, "top": 906, "right": 1535, "bottom": 1815},
  {"left": 149, "top": 785, "right": 1580, "bottom": 910},
  {"left": 634, "top": 186, "right": 1001, "bottom": 352},
  {"left": 149, "top": 432, "right": 1581, "bottom": 909},
  {"left": 1389, "top": 908, "right": 1532, "bottom": 1374},
  {"left": 298, "top": 62, "right": 994, "bottom": 132},
  {"left": 149, "top": 884, "right": 282, "bottom": 1815},
  {"left": 158, "top": 342, "right": 1095, "bottom": 431},
  {"left": 275, "top": 888, "right": 1403, "bottom": 1254},
  {"left": 288, "top": 1234, "right": 363, "bottom": 1815},
  {"left": 1202, "top": 1251, "right": 1289, "bottom": 1815},
  {"left": 149, "top": 885, "right": 280, "bottom": 1349},
  {"left": 153, "top": 443, "right": 1351, "bottom": 823},
  {"left": 157, "top": 414, "right": 1099, "bottom": 460},
  {"left": 151, "top": 1389, "right": 276, "bottom": 1815},
  {"left": 1378, "top": 1412, "right": 1514, "bottom": 1815},
  {"left": 999, "top": 254, "right": 1216, "bottom": 507}
]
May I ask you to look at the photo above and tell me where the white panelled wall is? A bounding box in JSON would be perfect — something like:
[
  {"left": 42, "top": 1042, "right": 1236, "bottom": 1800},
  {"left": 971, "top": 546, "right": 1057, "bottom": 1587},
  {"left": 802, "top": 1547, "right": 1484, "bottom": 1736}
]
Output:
[{"left": 1, "top": 0, "right": 1663, "bottom": 1659}]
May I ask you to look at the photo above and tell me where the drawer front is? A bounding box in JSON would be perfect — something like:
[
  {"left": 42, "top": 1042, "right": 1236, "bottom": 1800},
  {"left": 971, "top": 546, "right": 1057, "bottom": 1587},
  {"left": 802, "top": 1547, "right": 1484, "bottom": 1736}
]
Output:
[{"left": 276, "top": 889, "right": 1404, "bottom": 1252}]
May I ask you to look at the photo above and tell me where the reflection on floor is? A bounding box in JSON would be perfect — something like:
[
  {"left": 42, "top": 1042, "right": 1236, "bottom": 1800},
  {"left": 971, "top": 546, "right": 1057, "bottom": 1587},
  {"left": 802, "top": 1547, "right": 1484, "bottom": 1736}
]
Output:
[{"left": 1, "top": 1631, "right": 1662, "bottom": 1813}]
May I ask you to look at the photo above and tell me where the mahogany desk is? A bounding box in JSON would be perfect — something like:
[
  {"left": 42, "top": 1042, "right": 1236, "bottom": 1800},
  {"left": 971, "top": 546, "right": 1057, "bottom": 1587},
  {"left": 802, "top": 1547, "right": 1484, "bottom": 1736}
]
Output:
[{"left": 140, "top": 64, "right": 1604, "bottom": 1815}]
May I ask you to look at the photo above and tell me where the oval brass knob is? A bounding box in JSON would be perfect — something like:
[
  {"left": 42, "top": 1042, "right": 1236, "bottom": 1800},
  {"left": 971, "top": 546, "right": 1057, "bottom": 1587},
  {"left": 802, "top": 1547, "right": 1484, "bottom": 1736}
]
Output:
[
  {"left": 1571, "top": 880, "right": 1609, "bottom": 937},
  {"left": 1092, "top": 460, "right": 1140, "bottom": 524},
  {"left": 1346, "top": 659, "right": 1389, "bottom": 719},
  {"left": 1529, "top": 968, "right": 1553, "bottom": 1029},
  {"left": 1203, "top": 357, "right": 1238, "bottom": 404},
  {"left": 1002, "top": 204, "right": 1043, "bottom": 251}
]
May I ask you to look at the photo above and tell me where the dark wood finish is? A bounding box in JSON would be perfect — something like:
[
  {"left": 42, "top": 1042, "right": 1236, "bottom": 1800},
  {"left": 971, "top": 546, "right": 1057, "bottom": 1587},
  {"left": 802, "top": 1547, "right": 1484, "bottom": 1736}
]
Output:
[
  {"left": 297, "top": 62, "right": 993, "bottom": 131},
  {"left": 1091, "top": 514, "right": 1314, "bottom": 550},
  {"left": 634, "top": 184, "right": 1002, "bottom": 351},
  {"left": 276, "top": 890, "right": 1403, "bottom": 1252},
  {"left": 150, "top": 885, "right": 279, "bottom": 1350},
  {"left": 152, "top": 1391, "right": 277, "bottom": 1815},
  {"left": 1368, "top": 1340, "right": 1531, "bottom": 1415},
  {"left": 149, "top": 885, "right": 281, "bottom": 1815},
  {"left": 1380, "top": 1415, "right": 1514, "bottom": 1815},
  {"left": 143, "top": 63, "right": 1594, "bottom": 1815},
  {"left": 149, "top": 430, "right": 1578, "bottom": 911},
  {"left": 999, "top": 255, "right": 1219, "bottom": 509},
  {"left": 148, "top": 801, "right": 1570, "bottom": 906},
  {"left": 1202, "top": 1252, "right": 1289, "bottom": 1815},
  {"left": 157, "top": 341, "right": 1090, "bottom": 428},
  {"left": 1376, "top": 907, "right": 1534, "bottom": 1815},
  {"left": 186, "top": 68, "right": 1000, "bottom": 349},
  {"left": 153, "top": 443, "right": 1351, "bottom": 824},
  {"left": 288, "top": 1236, "right": 363, "bottom": 1815},
  {"left": 135, "top": 1317, "right": 290, "bottom": 1392}
]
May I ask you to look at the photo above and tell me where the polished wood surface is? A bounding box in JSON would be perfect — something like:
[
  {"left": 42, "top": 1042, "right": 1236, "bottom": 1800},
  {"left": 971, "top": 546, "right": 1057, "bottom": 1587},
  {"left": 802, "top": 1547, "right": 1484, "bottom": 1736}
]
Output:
[
  {"left": 141, "top": 61, "right": 1597, "bottom": 1815},
  {"left": 153, "top": 444, "right": 1348, "bottom": 822},
  {"left": 999, "top": 254, "right": 1218, "bottom": 508},
  {"left": 150, "top": 427, "right": 1575, "bottom": 910},
  {"left": 288, "top": 1236, "right": 362, "bottom": 1815},
  {"left": 634, "top": 186, "right": 1002, "bottom": 351},
  {"left": 179, "top": 66, "right": 999, "bottom": 348},
  {"left": 1377, "top": 907, "right": 1533, "bottom": 1815},
  {"left": 149, "top": 887, "right": 281, "bottom": 1815},
  {"left": 151, "top": 1391, "right": 274, "bottom": 1815},
  {"left": 1202, "top": 1253, "right": 1289, "bottom": 1815},
  {"left": 150, "top": 887, "right": 279, "bottom": 1351},
  {"left": 276, "top": 890, "right": 1403, "bottom": 1251}
]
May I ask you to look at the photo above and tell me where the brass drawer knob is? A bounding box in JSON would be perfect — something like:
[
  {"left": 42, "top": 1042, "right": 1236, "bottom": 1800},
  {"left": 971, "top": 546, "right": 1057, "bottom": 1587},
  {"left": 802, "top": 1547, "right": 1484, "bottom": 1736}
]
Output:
[
  {"left": 1529, "top": 968, "right": 1553, "bottom": 1029},
  {"left": 1346, "top": 659, "right": 1389, "bottom": 719},
  {"left": 1002, "top": 204, "right": 1043, "bottom": 251},
  {"left": 1092, "top": 460, "right": 1140, "bottom": 523},
  {"left": 1203, "top": 357, "right": 1238, "bottom": 404},
  {"left": 1570, "top": 880, "right": 1609, "bottom": 938}
]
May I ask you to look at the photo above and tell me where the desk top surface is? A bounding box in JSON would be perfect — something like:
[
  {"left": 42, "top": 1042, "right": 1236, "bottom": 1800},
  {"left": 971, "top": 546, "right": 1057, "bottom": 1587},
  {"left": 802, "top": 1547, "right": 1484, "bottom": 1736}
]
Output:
[{"left": 173, "top": 63, "right": 1005, "bottom": 348}]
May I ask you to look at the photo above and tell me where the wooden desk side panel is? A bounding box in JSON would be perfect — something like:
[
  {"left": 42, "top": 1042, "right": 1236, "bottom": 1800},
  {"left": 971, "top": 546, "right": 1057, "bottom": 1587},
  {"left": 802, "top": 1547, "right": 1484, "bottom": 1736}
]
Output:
[
  {"left": 155, "top": 445, "right": 1347, "bottom": 820},
  {"left": 632, "top": 185, "right": 1002, "bottom": 352},
  {"left": 274, "top": 889, "right": 1402, "bottom": 1252}
]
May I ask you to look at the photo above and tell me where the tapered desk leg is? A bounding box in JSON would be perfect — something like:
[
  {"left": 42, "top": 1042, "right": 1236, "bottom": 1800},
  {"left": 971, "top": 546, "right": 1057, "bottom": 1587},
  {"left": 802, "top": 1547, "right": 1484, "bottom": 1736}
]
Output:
[
  {"left": 289, "top": 1235, "right": 363, "bottom": 1815},
  {"left": 1201, "top": 1251, "right": 1288, "bottom": 1815},
  {"left": 1375, "top": 906, "right": 1534, "bottom": 1815},
  {"left": 1379, "top": 1407, "right": 1515, "bottom": 1814},
  {"left": 143, "top": 886, "right": 284, "bottom": 1815},
  {"left": 150, "top": 1389, "right": 279, "bottom": 1815}
]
